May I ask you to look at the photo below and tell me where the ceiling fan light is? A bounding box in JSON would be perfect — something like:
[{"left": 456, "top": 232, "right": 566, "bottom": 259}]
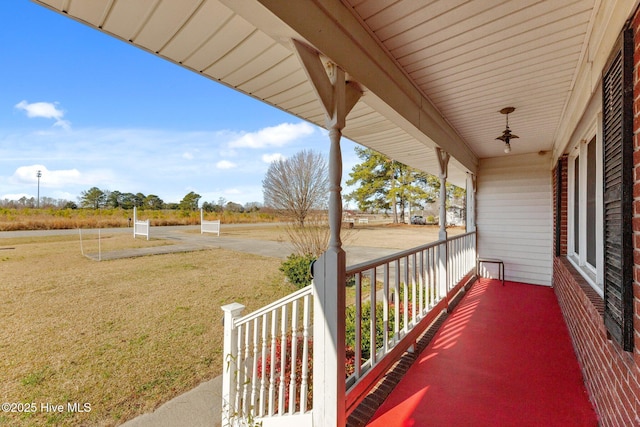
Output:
[{"left": 497, "top": 107, "right": 517, "bottom": 154}]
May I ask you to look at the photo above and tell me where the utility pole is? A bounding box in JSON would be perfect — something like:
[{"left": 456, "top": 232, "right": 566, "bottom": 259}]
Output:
[{"left": 36, "top": 170, "right": 42, "bottom": 208}]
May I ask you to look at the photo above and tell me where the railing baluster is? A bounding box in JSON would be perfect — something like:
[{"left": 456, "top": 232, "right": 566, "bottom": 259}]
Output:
[
  {"left": 411, "top": 253, "right": 417, "bottom": 326},
  {"left": 355, "top": 273, "right": 362, "bottom": 378},
  {"left": 370, "top": 267, "right": 377, "bottom": 365},
  {"left": 403, "top": 256, "right": 409, "bottom": 332},
  {"left": 235, "top": 323, "right": 244, "bottom": 416},
  {"left": 278, "top": 305, "right": 288, "bottom": 415},
  {"left": 289, "top": 300, "right": 299, "bottom": 414},
  {"left": 383, "top": 263, "right": 389, "bottom": 353},
  {"left": 436, "top": 244, "right": 442, "bottom": 302},
  {"left": 242, "top": 321, "right": 251, "bottom": 416},
  {"left": 456, "top": 239, "right": 460, "bottom": 283},
  {"left": 416, "top": 251, "right": 422, "bottom": 317},
  {"left": 251, "top": 319, "right": 259, "bottom": 415},
  {"left": 394, "top": 259, "right": 400, "bottom": 343},
  {"left": 259, "top": 313, "right": 268, "bottom": 417},
  {"left": 268, "top": 310, "right": 277, "bottom": 416},
  {"left": 300, "top": 294, "right": 311, "bottom": 413},
  {"left": 432, "top": 247, "right": 437, "bottom": 305}
]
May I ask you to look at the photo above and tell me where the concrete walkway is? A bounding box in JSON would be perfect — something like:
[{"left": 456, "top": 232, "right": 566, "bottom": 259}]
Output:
[{"left": 121, "top": 376, "right": 224, "bottom": 427}]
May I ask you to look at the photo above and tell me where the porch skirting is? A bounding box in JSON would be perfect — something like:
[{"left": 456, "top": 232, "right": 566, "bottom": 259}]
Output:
[{"left": 553, "top": 257, "right": 639, "bottom": 426}]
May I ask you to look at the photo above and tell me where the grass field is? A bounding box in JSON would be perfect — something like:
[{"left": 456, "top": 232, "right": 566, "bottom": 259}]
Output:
[
  {"left": 0, "top": 222, "right": 462, "bottom": 426},
  {"left": 0, "top": 233, "right": 295, "bottom": 426}
]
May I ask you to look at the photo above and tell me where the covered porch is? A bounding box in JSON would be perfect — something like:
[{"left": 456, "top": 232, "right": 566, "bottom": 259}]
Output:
[
  {"left": 221, "top": 241, "right": 598, "bottom": 427},
  {"left": 30, "top": 1, "right": 640, "bottom": 426}
]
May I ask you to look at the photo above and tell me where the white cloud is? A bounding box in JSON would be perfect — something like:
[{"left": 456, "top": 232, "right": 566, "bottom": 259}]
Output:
[
  {"left": 228, "top": 122, "right": 314, "bottom": 149},
  {"left": 261, "top": 153, "right": 286, "bottom": 163},
  {"left": 10, "top": 165, "right": 79, "bottom": 186},
  {"left": 15, "top": 100, "right": 63, "bottom": 119},
  {"left": 216, "top": 160, "right": 237, "bottom": 170},
  {"left": 15, "top": 100, "right": 71, "bottom": 130},
  {"left": 2, "top": 193, "right": 31, "bottom": 200},
  {"left": 8, "top": 165, "right": 114, "bottom": 188},
  {"left": 182, "top": 152, "right": 194, "bottom": 160}
]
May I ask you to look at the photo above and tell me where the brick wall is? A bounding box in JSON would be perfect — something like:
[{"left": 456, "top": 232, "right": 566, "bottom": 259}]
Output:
[
  {"left": 552, "top": 8, "right": 640, "bottom": 426},
  {"left": 552, "top": 156, "right": 568, "bottom": 257},
  {"left": 554, "top": 259, "right": 638, "bottom": 426}
]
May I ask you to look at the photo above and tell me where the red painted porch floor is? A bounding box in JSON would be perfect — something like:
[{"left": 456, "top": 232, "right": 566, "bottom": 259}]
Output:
[{"left": 365, "top": 279, "right": 598, "bottom": 427}]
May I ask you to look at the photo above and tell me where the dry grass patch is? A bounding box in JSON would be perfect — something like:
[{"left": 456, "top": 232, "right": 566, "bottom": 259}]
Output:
[
  {"left": 219, "top": 223, "right": 465, "bottom": 250},
  {"left": 0, "top": 234, "right": 293, "bottom": 426}
]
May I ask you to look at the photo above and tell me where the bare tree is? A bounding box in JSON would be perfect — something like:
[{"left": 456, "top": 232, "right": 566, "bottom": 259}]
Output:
[{"left": 262, "top": 150, "right": 328, "bottom": 226}]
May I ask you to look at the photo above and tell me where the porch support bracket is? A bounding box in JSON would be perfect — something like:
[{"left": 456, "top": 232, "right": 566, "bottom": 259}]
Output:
[{"left": 293, "top": 39, "right": 362, "bottom": 427}]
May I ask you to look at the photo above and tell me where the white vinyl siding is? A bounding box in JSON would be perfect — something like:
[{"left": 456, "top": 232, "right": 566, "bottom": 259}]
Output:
[{"left": 477, "top": 153, "right": 553, "bottom": 286}]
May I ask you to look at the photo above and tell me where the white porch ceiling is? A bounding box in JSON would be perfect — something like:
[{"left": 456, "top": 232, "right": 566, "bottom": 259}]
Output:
[{"left": 31, "top": 0, "right": 608, "bottom": 187}]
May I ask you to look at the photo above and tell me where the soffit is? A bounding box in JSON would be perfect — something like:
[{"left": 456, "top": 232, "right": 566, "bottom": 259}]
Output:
[
  {"left": 344, "top": 0, "right": 597, "bottom": 159},
  {"left": 30, "top": 0, "right": 607, "bottom": 187}
]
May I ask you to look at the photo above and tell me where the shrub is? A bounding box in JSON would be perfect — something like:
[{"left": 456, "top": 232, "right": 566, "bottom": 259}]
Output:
[
  {"left": 257, "top": 334, "right": 313, "bottom": 413},
  {"left": 345, "top": 301, "right": 396, "bottom": 361},
  {"left": 279, "top": 254, "right": 315, "bottom": 289}
]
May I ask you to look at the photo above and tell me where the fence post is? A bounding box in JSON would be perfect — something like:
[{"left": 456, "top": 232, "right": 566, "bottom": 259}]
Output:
[{"left": 221, "top": 303, "right": 245, "bottom": 425}]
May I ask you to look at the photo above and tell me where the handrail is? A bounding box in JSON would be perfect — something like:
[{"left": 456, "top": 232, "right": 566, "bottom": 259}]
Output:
[
  {"left": 346, "top": 231, "right": 475, "bottom": 275},
  {"left": 235, "top": 285, "right": 312, "bottom": 326}
]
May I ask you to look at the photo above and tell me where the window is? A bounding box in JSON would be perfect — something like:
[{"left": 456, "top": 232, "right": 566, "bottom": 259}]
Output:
[
  {"left": 586, "top": 139, "right": 596, "bottom": 267},
  {"left": 568, "top": 136, "right": 600, "bottom": 291},
  {"left": 573, "top": 156, "right": 579, "bottom": 256},
  {"left": 602, "top": 28, "right": 634, "bottom": 352}
]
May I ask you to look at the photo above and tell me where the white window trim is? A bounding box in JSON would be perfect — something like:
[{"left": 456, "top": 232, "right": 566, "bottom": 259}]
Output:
[{"left": 567, "top": 116, "right": 604, "bottom": 297}]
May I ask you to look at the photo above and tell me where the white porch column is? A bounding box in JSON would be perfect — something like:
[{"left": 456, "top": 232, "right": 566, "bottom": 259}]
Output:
[
  {"left": 293, "top": 39, "right": 361, "bottom": 426},
  {"left": 436, "top": 148, "right": 450, "bottom": 298},
  {"left": 435, "top": 148, "right": 450, "bottom": 239},
  {"left": 466, "top": 173, "right": 477, "bottom": 233}
]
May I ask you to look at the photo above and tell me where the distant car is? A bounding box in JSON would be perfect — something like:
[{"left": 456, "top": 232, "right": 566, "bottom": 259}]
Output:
[{"left": 410, "top": 215, "right": 426, "bottom": 225}]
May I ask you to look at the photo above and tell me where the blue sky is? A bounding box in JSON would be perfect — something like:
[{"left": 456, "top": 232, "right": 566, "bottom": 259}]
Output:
[{"left": 0, "top": 1, "right": 359, "bottom": 206}]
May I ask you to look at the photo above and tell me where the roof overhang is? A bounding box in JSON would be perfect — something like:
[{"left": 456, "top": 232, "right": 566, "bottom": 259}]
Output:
[{"left": 30, "top": 0, "right": 639, "bottom": 187}]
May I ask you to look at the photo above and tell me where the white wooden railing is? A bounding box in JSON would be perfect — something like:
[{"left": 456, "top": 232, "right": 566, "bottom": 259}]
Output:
[
  {"left": 221, "top": 286, "right": 314, "bottom": 426},
  {"left": 344, "top": 231, "right": 476, "bottom": 413},
  {"left": 221, "top": 231, "right": 476, "bottom": 426}
]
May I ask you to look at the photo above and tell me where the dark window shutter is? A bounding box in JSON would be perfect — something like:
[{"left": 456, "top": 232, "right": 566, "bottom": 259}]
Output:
[
  {"left": 555, "top": 160, "right": 562, "bottom": 257},
  {"left": 602, "top": 28, "right": 634, "bottom": 352}
]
